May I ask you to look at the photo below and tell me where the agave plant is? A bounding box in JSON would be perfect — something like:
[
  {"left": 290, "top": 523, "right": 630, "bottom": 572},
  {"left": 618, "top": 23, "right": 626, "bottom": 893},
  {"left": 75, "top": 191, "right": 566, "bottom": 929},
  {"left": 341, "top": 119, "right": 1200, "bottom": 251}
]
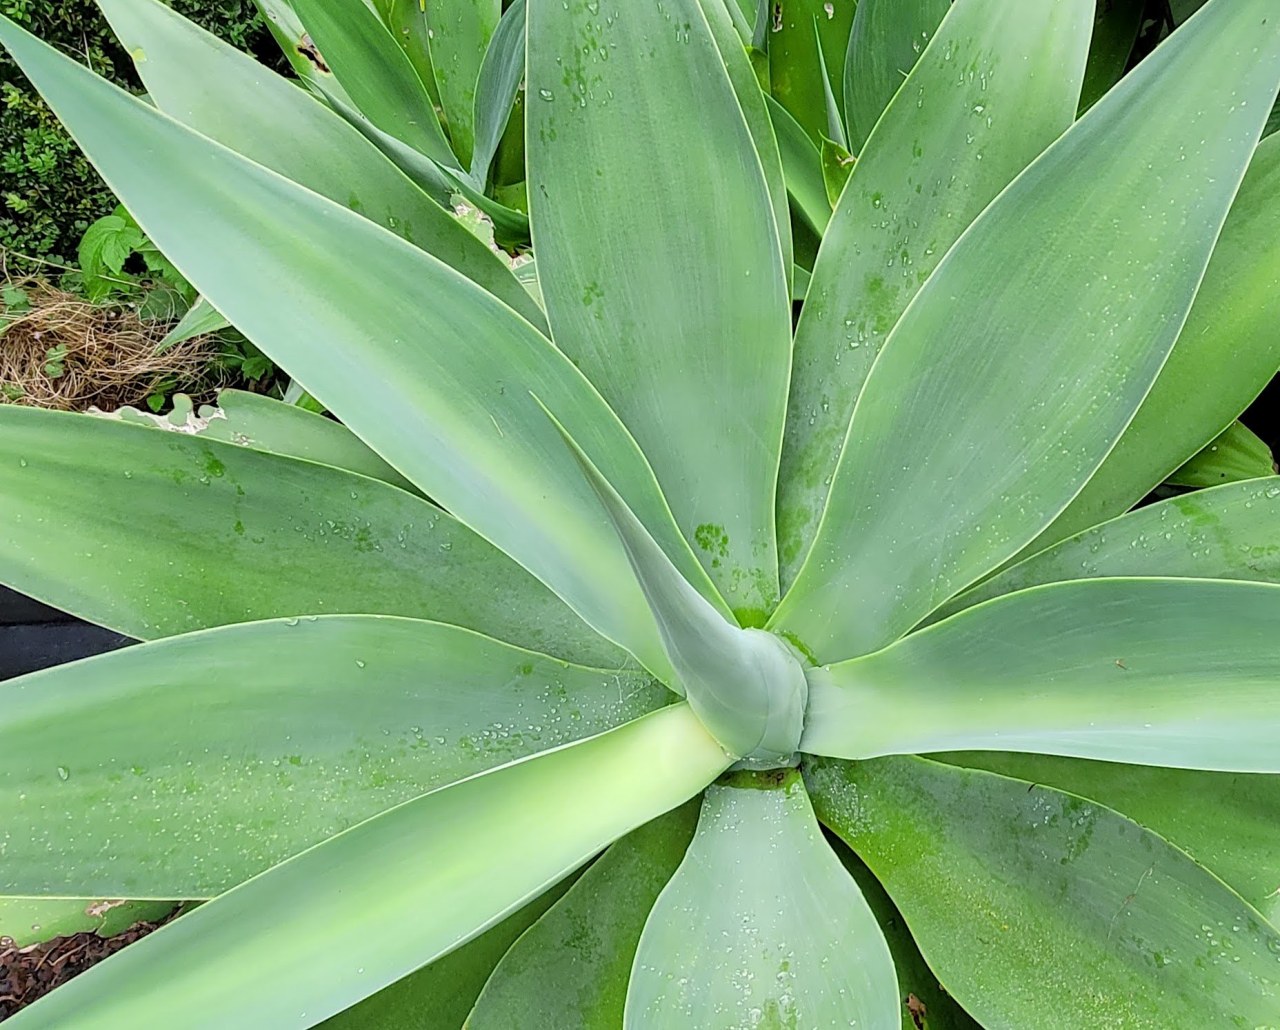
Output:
[{"left": 3, "top": 0, "right": 1280, "bottom": 1025}]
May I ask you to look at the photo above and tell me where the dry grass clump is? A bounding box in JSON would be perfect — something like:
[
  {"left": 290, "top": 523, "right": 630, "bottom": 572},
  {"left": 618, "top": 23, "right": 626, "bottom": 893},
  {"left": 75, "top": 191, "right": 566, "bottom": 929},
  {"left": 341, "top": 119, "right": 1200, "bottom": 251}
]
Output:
[{"left": 0, "top": 277, "right": 220, "bottom": 412}]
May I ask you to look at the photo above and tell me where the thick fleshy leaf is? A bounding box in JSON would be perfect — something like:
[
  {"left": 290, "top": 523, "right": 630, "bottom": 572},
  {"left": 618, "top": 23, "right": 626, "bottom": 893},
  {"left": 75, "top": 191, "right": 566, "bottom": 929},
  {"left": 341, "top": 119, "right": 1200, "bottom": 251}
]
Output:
[
  {"left": 5, "top": 704, "right": 729, "bottom": 1030},
  {"left": 0, "top": 615, "right": 665, "bottom": 898},
  {"left": 1167, "top": 420, "right": 1275, "bottom": 487},
  {"left": 423, "top": 0, "right": 499, "bottom": 168},
  {"left": 935, "top": 477, "right": 1280, "bottom": 620},
  {"left": 773, "top": 0, "right": 1280, "bottom": 661},
  {"left": 98, "top": 0, "right": 544, "bottom": 329},
  {"left": 767, "top": 0, "right": 856, "bottom": 143},
  {"left": 105, "top": 390, "right": 417, "bottom": 493},
  {"left": 698, "top": 0, "right": 793, "bottom": 288},
  {"left": 0, "top": 898, "right": 176, "bottom": 949},
  {"left": 0, "top": 407, "right": 617, "bottom": 666},
  {"left": 469, "top": 0, "right": 525, "bottom": 185},
  {"left": 843, "top": 0, "right": 948, "bottom": 151},
  {"left": 1079, "top": 0, "right": 1143, "bottom": 112},
  {"left": 467, "top": 804, "right": 697, "bottom": 1029},
  {"left": 0, "top": 20, "right": 717, "bottom": 678},
  {"left": 287, "top": 0, "right": 453, "bottom": 164},
  {"left": 253, "top": 0, "right": 356, "bottom": 108},
  {"left": 803, "top": 578, "right": 1280, "bottom": 772},
  {"left": 826, "top": 836, "right": 982, "bottom": 1030},
  {"left": 1027, "top": 130, "right": 1280, "bottom": 554},
  {"left": 777, "top": 0, "right": 1090, "bottom": 583},
  {"left": 809, "top": 755, "right": 1280, "bottom": 1029},
  {"left": 527, "top": 0, "right": 792, "bottom": 618},
  {"left": 156, "top": 294, "right": 228, "bottom": 352},
  {"left": 767, "top": 94, "right": 830, "bottom": 233},
  {"left": 942, "top": 752, "right": 1280, "bottom": 928},
  {"left": 551, "top": 415, "right": 804, "bottom": 763},
  {"left": 378, "top": 0, "right": 440, "bottom": 107},
  {"left": 321, "top": 875, "right": 577, "bottom": 1030},
  {"left": 625, "top": 769, "right": 898, "bottom": 1028},
  {"left": 175, "top": 389, "right": 416, "bottom": 492}
]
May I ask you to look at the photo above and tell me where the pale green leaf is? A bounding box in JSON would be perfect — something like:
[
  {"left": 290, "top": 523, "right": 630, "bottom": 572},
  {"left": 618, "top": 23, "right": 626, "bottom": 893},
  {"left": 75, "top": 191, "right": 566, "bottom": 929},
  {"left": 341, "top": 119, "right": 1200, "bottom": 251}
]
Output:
[
  {"left": 804, "top": 578, "right": 1280, "bottom": 772},
  {"left": 156, "top": 294, "right": 228, "bottom": 353},
  {"left": 820, "top": 136, "right": 854, "bottom": 208},
  {"left": 843, "top": 0, "right": 948, "bottom": 150},
  {"left": 809, "top": 755, "right": 1280, "bottom": 1029},
  {"left": 778, "top": 0, "right": 1089, "bottom": 584},
  {"left": 424, "top": 0, "right": 500, "bottom": 169},
  {"left": 625, "top": 769, "right": 899, "bottom": 1028},
  {"left": 1167, "top": 420, "right": 1275, "bottom": 487},
  {"left": 320, "top": 876, "right": 576, "bottom": 1030},
  {"left": 773, "top": 0, "right": 1280, "bottom": 660},
  {"left": 0, "top": 407, "right": 618, "bottom": 666},
  {"left": 0, "top": 898, "right": 176, "bottom": 949},
  {"left": 0, "top": 19, "right": 714, "bottom": 678},
  {"left": 942, "top": 752, "right": 1280, "bottom": 928},
  {"left": 1025, "top": 131, "right": 1280, "bottom": 555},
  {"left": 549, "top": 412, "right": 804, "bottom": 763},
  {"left": 380, "top": 0, "right": 441, "bottom": 109},
  {"left": 100, "top": 0, "right": 544, "bottom": 329},
  {"left": 527, "top": 0, "right": 792, "bottom": 619},
  {"left": 251, "top": 0, "right": 356, "bottom": 108},
  {"left": 0, "top": 615, "right": 664, "bottom": 898},
  {"left": 467, "top": 805, "right": 697, "bottom": 1029},
  {"left": 827, "top": 837, "right": 982, "bottom": 1030},
  {"left": 469, "top": 0, "right": 524, "bottom": 186},
  {"left": 288, "top": 0, "right": 454, "bottom": 164},
  {"left": 935, "top": 477, "right": 1280, "bottom": 621},
  {"left": 766, "top": 94, "right": 830, "bottom": 233},
  {"left": 698, "top": 0, "right": 793, "bottom": 291},
  {"left": 5, "top": 704, "right": 729, "bottom": 1030}
]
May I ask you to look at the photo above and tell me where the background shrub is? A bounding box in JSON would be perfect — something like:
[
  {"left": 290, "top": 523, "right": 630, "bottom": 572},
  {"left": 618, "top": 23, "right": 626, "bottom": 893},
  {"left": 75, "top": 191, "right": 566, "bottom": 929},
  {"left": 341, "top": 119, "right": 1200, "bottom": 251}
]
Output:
[{"left": 0, "top": 0, "right": 286, "bottom": 269}]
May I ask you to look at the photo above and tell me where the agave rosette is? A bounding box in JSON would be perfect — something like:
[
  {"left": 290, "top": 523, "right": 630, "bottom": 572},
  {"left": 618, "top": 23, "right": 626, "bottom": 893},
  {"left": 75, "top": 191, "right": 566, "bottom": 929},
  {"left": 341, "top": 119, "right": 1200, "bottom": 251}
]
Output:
[{"left": 1, "top": 0, "right": 1280, "bottom": 1026}]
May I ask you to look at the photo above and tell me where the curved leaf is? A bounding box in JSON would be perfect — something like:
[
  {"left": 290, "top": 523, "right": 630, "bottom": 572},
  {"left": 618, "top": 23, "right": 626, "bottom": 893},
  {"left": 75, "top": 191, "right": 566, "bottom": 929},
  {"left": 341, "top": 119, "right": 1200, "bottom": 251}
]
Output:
[
  {"left": 843, "top": 0, "right": 948, "bottom": 150},
  {"left": 466, "top": 805, "right": 697, "bottom": 1029},
  {"left": 942, "top": 752, "right": 1280, "bottom": 927},
  {"left": 778, "top": 0, "right": 1090, "bottom": 582},
  {"left": 321, "top": 875, "right": 576, "bottom": 1030},
  {"left": 0, "top": 407, "right": 617, "bottom": 666},
  {"left": 424, "top": 0, "right": 500, "bottom": 169},
  {"left": 550, "top": 413, "right": 803, "bottom": 763},
  {"left": 469, "top": 0, "right": 525, "bottom": 186},
  {"left": 0, "top": 615, "right": 665, "bottom": 898},
  {"left": 936, "top": 477, "right": 1280, "bottom": 620},
  {"left": 625, "top": 769, "right": 898, "bottom": 1028},
  {"left": 5, "top": 704, "right": 729, "bottom": 1030},
  {"left": 768, "top": 0, "right": 857, "bottom": 144},
  {"left": 773, "top": 0, "right": 1280, "bottom": 660},
  {"left": 809, "top": 755, "right": 1280, "bottom": 1030},
  {"left": 767, "top": 94, "right": 830, "bottom": 233},
  {"left": 99, "top": 0, "right": 544, "bottom": 329},
  {"left": 288, "top": 0, "right": 454, "bottom": 164},
  {"left": 0, "top": 898, "right": 176, "bottom": 949},
  {"left": 1027, "top": 130, "right": 1280, "bottom": 554},
  {"left": 699, "top": 0, "right": 793, "bottom": 290},
  {"left": 1167, "top": 420, "right": 1274, "bottom": 487},
  {"left": 527, "top": 0, "right": 792, "bottom": 618},
  {"left": 804, "top": 578, "right": 1280, "bottom": 772},
  {"left": 0, "top": 19, "right": 716, "bottom": 678}
]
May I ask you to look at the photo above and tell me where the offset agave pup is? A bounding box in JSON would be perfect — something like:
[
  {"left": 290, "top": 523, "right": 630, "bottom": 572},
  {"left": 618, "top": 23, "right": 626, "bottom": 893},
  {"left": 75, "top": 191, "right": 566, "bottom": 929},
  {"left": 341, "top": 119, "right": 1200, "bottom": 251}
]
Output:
[{"left": 1, "top": 0, "right": 1280, "bottom": 1026}]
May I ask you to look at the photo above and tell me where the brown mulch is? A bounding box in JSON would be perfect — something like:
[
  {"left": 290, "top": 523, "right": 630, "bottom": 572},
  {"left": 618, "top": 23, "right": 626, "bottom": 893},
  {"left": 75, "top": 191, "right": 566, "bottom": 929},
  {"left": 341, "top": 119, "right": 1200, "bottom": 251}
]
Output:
[
  {"left": 0, "top": 277, "right": 220, "bottom": 412},
  {"left": 0, "top": 915, "right": 174, "bottom": 1021}
]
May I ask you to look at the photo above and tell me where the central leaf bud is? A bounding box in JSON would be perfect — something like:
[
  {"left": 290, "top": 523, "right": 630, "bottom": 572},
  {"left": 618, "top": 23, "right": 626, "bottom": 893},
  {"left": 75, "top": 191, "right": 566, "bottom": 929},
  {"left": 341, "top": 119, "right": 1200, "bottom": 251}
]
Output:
[{"left": 675, "top": 627, "right": 809, "bottom": 769}]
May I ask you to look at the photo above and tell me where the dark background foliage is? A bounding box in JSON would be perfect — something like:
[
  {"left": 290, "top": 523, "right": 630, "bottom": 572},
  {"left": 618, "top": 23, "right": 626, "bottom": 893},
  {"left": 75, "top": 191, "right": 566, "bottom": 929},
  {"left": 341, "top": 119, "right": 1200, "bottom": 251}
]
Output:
[{"left": 0, "top": 0, "right": 286, "bottom": 268}]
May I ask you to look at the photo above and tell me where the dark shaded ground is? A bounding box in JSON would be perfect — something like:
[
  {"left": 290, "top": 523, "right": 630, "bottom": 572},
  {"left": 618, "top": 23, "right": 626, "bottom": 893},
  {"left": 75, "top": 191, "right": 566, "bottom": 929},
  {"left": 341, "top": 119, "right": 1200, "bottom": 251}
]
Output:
[{"left": 0, "top": 914, "right": 174, "bottom": 1021}]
